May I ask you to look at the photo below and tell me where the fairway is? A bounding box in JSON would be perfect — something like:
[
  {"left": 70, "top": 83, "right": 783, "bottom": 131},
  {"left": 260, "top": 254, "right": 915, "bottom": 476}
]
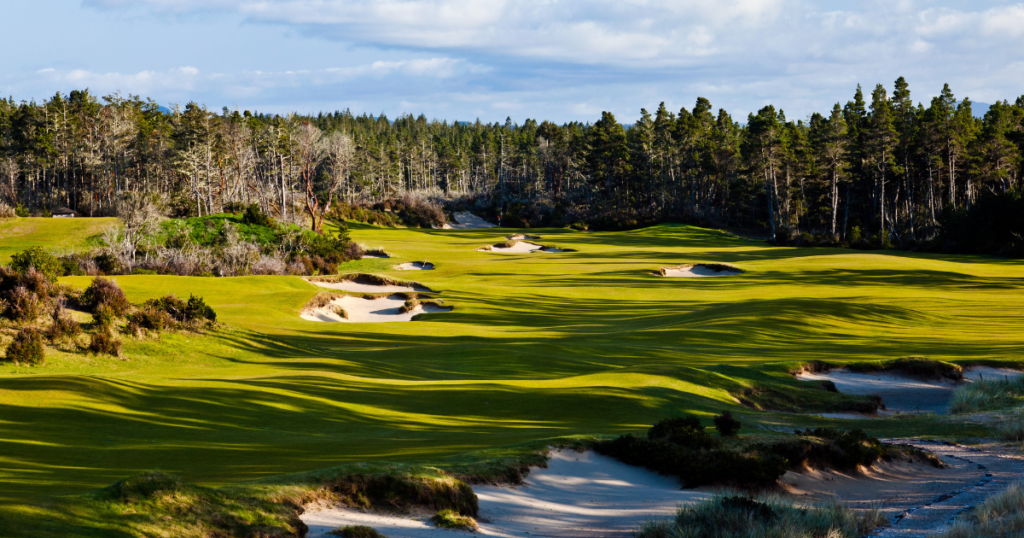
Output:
[{"left": 3, "top": 219, "right": 1024, "bottom": 513}]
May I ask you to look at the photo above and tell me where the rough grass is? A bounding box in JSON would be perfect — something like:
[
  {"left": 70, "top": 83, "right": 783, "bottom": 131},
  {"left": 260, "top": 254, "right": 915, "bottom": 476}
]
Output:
[
  {"left": 951, "top": 375, "right": 1024, "bottom": 413},
  {"left": 636, "top": 493, "right": 886, "bottom": 538},
  {"left": 431, "top": 509, "right": 478, "bottom": 530},
  {"left": 933, "top": 481, "right": 1024, "bottom": 538},
  {"left": 0, "top": 216, "right": 116, "bottom": 265},
  {"left": 2, "top": 220, "right": 1024, "bottom": 534}
]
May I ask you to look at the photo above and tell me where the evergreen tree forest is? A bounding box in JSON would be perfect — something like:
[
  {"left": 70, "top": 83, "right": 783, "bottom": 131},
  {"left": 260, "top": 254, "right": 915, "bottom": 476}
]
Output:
[{"left": 2, "top": 78, "right": 1023, "bottom": 252}]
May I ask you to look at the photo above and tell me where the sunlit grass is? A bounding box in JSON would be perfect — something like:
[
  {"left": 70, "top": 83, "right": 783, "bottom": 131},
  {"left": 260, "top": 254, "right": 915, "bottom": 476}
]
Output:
[{"left": 1, "top": 219, "right": 1023, "bottom": 535}]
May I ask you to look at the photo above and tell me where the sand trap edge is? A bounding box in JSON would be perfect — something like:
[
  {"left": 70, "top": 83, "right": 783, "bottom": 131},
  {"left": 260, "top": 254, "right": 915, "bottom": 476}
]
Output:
[
  {"left": 659, "top": 263, "right": 743, "bottom": 277},
  {"left": 307, "top": 273, "right": 436, "bottom": 293}
]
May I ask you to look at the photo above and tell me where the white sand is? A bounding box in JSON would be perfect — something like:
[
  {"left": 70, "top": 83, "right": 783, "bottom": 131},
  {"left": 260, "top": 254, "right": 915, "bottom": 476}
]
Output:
[
  {"left": 796, "top": 366, "right": 1022, "bottom": 415},
  {"left": 302, "top": 449, "right": 707, "bottom": 538},
  {"left": 483, "top": 241, "right": 545, "bottom": 253},
  {"left": 662, "top": 264, "right": 742, "bottom": 278},
  {"left": 395, "top": 262, "right": 435, "bottom": 271},
  {"left": 308, "top": 280, "right": 428, "bottom": 293},
  {"left": 301, "top": 295, "right": 451, "bottom": 323},
  {"left": 449, "top": 212, "right": 496, "bottom": 230}
]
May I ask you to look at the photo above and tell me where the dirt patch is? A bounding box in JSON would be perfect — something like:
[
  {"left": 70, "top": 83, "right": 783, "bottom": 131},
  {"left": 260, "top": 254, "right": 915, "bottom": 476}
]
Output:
[
  {"left": 660, "top": 263, "right": 743, "bottom": 278},
  {"left": 395, "top": 262, "right": 434, "bottom": 271},
  {"left": 307, "top": 274, "right": 434, "bottom": 293},
  {"left": 796, "top": 366, "right": 1022, "bottom": 415},
  {"left": 301, "top": 294, "right": 452, "bottom": 323},
  {"left": 302, "top": 449, "right": 708, "bottom": 538},
  {"left": 448, "top": 212, "right": 496, "bottom": 230}
]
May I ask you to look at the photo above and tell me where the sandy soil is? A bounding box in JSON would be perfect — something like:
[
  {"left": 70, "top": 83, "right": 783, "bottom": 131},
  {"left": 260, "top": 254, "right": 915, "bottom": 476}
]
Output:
[
  {"left": 301, "top": 449, "right": 707, "bottom": 538},
  {"left": 449, "top": 212, "right": 496, "bottom": 230},
  {"left": 796, "top": 366, "right": 1022, "bottom": 415},
  {"left": 309, "top": 280, "right": 428, "bottom": 293},
  {"left": 662, "top": 264, "right": 742, "bottom": 278},
  {"left": 301, "top": 295, "right": 451, "bottom": 323},
  {"left": 395, "top": 262, "right": 434, "bottom": 271}
]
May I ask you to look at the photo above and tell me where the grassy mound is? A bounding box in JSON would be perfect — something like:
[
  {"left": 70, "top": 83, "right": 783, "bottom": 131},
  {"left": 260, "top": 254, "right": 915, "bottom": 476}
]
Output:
[
  {"left": 431, "top": 509, "right": 478, "bottom": 530},
  {"left": 636, "top": 493, "right": 886, "bottom": 538}
]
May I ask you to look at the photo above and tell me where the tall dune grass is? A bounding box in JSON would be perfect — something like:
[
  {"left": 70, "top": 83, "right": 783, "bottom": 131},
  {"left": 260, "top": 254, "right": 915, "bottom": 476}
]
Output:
[
  {"left": 950, "top": 376, "right": 1024, "bottom": 414},
  {"left": 933, "top": 481, "right": 1024, "bottom": 538}
]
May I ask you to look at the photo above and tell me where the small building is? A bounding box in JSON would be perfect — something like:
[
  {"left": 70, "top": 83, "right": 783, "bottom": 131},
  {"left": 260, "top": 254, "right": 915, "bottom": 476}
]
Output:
[{"left": 52, "top": 207, "right": 78, "bottom": 218}]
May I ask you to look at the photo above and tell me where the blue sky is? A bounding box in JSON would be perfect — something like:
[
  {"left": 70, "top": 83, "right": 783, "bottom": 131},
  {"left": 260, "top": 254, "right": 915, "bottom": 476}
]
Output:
[{"left": 2, "top": 1, "right": 1023, "bottom": 123}]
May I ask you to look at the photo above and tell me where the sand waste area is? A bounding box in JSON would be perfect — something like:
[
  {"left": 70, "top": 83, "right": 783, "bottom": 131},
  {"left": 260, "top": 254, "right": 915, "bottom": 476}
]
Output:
[
  {"left": 395, "top": 262, "right": 434, "bottom": 271},
  {"left": 301, "top": 294, "right": 451, "bottom": 323},
  {"left": 797, "top": 366, "right": 1022, "bottom": 415},
  {"left": 302, "top": 449, "right": 707, "bottom": 538},
  {"left": 307, "top": 276, "right": 433, "bottom": 294},
  {"left": 449, "top": 212, "right": 496, "bottom": 229},
  {"left": 661, "top": 263, "right": 743, "bottom": 278}
]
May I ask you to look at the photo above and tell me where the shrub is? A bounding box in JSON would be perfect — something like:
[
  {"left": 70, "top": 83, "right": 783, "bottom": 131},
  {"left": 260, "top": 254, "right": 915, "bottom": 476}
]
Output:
[
  {"left": 328, "top": 526, "right": 387, "bottom": 538},
  {"left": 4, "top": 286, "right": 40, "bottom": 321},
  {"left": 10, "top": 247, "right": 62, "bottom": 281},
  {"left": 82, "top": 277, "right": 130, "bottom": 316},
  {"left": 94, "top": 253, "right": 123, "bottom": 275},
  {"left": 431, "top": 509, "right": 478, "bottom": 531},
  {"left": 89, "top": 331, "right": 122, "bottom": 356},
  {"left": 0, "top": 202, "right": 15, "bottom": 219},
  {"left": 127, "top": 307, "right": 171, "bottom": 333},
  {"left": 4, "top": 328, "right": 45, "bottom": 365},
  {"left": 714, "top": 411, "right": 742, "bottom": 437},
  {"left": 241, "top": 203, "right": 273, "bottom": 227},
  {"left": 647, "top": 416, "right": 718, "bottom": 450},
  {"left": 185, "top": 294, "right": 216, "bottom": 323},
  {"left": 14, "top": 204, "right": 29, "bottom": 217},
  {"left": 46, "top": 303, "right": 81, "bottom": 342}
]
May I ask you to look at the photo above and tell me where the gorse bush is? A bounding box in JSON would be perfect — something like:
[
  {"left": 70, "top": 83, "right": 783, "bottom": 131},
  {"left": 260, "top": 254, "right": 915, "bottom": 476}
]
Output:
[
  {"left": 9, "top": 247, "right": 62, "bottom": 282},
  {"left": 4, "top": 327, "right": 45, "bottom": 365},
  {"left": 46, "top": 303, "right": 81, "bottom": 342},
  {"left": 636, "top": 492, "right": 886, "bottom": 538},
  {"left": 82, "top": 277, "right": 130, "bottom": 316}
]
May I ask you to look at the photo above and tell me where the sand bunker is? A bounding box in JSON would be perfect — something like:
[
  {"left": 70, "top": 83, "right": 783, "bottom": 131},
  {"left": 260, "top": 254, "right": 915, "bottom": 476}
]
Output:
[
  {"left": 302, "top": 449, "right": 707, "bottom": 538},
  {"left": 507, "top": 234, "right": 541, "bottom": 241},
  {"left": 479, "top": 241, "right": 575, "bottom": 254},
  {"left": 661, "top": 263, "right": 743, "bottom": 278},
  {"left": 448, "top": 212, "right": 496, "bottom": 230},
  {"left": 307, "top": 275, "right": 433, "bottom": 294},
  {"left": 301, "top": 295, "right": 451, "bottom": 323},
  {"left": 797, "top": 366, "right": 1022, "bottom": 415},
  {"left": 395, "top": 262, "right": 434, "bottom": 271}
]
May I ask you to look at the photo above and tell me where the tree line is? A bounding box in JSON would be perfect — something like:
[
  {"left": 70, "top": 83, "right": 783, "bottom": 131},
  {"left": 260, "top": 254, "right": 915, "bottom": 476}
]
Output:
[{"left": 1, "top": 78, "right": 1022, "bottom": 247}]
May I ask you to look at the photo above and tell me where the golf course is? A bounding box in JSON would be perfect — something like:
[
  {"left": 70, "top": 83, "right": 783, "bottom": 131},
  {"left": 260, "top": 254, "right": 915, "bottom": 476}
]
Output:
[{"left": 2, "top": 217, "right": 1024, "bottom": 535}]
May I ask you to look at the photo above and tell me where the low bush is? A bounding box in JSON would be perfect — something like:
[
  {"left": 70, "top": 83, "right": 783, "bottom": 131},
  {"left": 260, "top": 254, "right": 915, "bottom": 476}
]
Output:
[
  {"left": 4, "top": 286, "right": 41, "bottom": 322},
  {"left": 431, "top": 509, "right": 478, "bottom": 531},
  {"left": 4, "top": 327, "right": 45, "bottom": 365},
  {"left": 328, "top": 526, "right": 387, "bottom": 538},
  {"left": 82, "top": 277, "right": 130, "bottom": 316},
  {"left": 126, "top": 306, "right": 171, "bottom": 333},
  {"left": 714, "top": 411, "right": 741, "bottom": 437},
  {"left": 636, "top": 492, "right": 886, "bottom": 538},
  {"left": 46, "top": 303, "right": 81, "bottom": 342},
  {"left": 89, "top": 331, "right": 122, "bottom": 356}
]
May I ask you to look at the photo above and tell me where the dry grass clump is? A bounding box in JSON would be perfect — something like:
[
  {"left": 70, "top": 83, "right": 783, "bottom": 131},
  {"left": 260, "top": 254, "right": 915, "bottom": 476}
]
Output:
[
  {"left": 933, "top": 481, "right": 1024, "bottom": 538},
  {"left": 636, "top": 493, "right": 886, "bottom": 538},
  {"left": 951, "top": 374, "right": 1024, "bottom": 413}
]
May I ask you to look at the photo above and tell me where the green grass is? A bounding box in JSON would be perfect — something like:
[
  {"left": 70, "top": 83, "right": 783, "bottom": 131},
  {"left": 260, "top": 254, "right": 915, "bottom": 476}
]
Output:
[
  {"left": 0, "top": 216, "right": 116, "bottom": 264},
  {"left": 2, "top": 219, "right": 1024, "bottom": 535}
]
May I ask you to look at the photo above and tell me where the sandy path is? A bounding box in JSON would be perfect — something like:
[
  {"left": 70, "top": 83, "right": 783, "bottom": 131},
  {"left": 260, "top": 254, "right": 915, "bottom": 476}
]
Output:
[
  {"left": 867, "top": 440, "right": 1024, "bottom": 537},
  {"left": 301, "top": 450, "right": 707, "bottom": 538},
  {"left": 396, "top": 262, "right": 434, "bottom": 271},
  {"left": 309, "top": 281, "right": 425, "bottom": 293},
  {"left": 301, "top": 295, "right": 451, "bottom": 323},
  {"left": 663, "top": 265, "right": 742, "bottom": 278},
  {"left": 796, "top": 366, "right": 1021, "bottom": 415},
  {"left": 449, "top": 212, "right": 496, "bottom": 229}
]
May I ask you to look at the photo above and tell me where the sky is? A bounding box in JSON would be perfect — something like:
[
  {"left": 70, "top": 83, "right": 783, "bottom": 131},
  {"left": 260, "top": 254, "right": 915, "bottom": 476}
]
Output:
[{"left": 2, "top": 0, "right": 1023, "bottom": 124}]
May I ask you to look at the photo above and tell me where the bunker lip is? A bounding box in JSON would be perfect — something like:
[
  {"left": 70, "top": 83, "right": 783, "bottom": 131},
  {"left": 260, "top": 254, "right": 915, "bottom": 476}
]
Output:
[
  {"left": 395, "top": 261, "right": 435, "bottom": 271},
  {"left": 478, "top": 240, "right": 576, "bottom": 253},
  {"left": 796, "top": 365, "right": 1023, "bottom": 415},
  {"left": 506, "top": 234, "right": 541, "bottom": 241},
  {"left": 307, "top": 274, "right": 435, "bottom": 293},
  {"left": 660, "top": 263, "right": 743, "bottom": 278},
  {"left": 300, "top": 449, "right": 708, "bottom": 538},
  {"left": 301, "top": 294, "right": 452, "bottom": 323},
  {"left": 448, "top": 211, "right": 496, "bottom": 230}
]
